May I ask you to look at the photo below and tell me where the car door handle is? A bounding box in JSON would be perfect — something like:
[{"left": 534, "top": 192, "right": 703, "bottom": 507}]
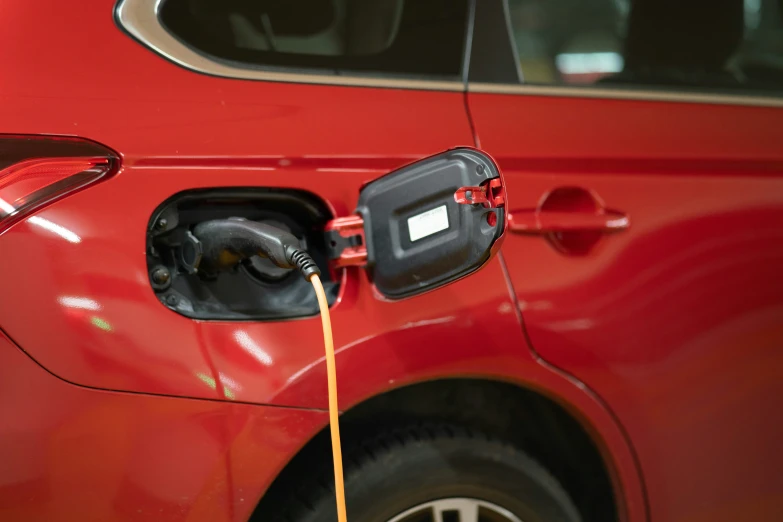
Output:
[{"left": 508, "top": 209, "right": 629, "bottom": 234}]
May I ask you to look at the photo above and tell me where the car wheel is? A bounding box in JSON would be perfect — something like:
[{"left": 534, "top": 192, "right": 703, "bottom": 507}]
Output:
[{"left": 275, "top": 424, "right": 581, "bottom": 522}]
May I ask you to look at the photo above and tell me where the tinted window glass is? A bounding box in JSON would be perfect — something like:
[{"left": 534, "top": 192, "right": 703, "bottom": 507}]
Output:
[
  {"left": 506, "top": 0, "right": 783, "bottom": 93},
  {"left": 159, "top": 0, "right": 469, "bottom": 79}
]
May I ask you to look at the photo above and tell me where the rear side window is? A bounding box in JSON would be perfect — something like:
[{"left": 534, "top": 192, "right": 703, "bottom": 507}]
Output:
[
  {"left": 159, "top": 0, "right": 469, "bottom": 79},
  {"left": 504, "top": 0, "right": 783, "bottom": 94}
]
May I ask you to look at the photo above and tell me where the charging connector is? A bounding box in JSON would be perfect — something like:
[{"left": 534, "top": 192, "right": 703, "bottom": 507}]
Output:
[
  {"left": 183, "top": 217, "right": 321, "bottom": 280},
  {"left": 186, "top": 218, "right": 348, "bottom": 522}
]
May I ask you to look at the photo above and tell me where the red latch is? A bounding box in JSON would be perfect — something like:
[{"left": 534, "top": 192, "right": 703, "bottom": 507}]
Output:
[
  {"left": 454, "top": 178, "right": 505, "bottom": 208},
  {"left": 324, "top": 215, "right": 367, "bottom": 268}
]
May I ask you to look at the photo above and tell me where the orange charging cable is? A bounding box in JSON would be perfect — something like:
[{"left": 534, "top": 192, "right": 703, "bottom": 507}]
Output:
[{"left": 310, "top": 274, "right": 348, "bottom": 522}]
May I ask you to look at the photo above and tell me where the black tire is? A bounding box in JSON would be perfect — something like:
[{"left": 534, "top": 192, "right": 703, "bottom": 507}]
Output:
[{"left": 273, "top": 424, "right": 581, "bottom": 522}]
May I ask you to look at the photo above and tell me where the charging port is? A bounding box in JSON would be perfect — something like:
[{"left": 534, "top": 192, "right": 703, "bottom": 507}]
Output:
[{"left": 146, "top": 188, "right": 339, "bottom": 320}]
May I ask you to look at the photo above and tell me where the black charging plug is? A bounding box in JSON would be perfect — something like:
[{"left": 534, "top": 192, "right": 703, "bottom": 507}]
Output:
[{"left": 181, "top": 217, "right": 321, "bottom": 281}]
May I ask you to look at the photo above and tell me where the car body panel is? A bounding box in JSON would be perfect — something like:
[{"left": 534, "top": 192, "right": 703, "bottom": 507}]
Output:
[
  {"left": 0, "top": 167, "right": 647, "bottom": 519},
  {"left": 8, "top": 0, "right": 781, "bottom": 520},
  {"left": 468, "top": 91, "right": 783, "bottom": 521},
  {"left": 0, "top": 0, "right": 474, "bottom": 401},
  {"left": 0, "top": 330, "right": 328, "bottom": 522}
]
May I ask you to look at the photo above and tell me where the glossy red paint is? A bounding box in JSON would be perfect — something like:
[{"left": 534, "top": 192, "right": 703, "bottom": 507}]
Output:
[
  {"left": 0, "top": 330, "right": 328, "bottom": 522},
  {"left": 468, "top": 92, "right": 783, "bottom": 521},
  {"left": 0, "top": 157, "right": 645, "bottom": 520},
  {"left": 8, "top": 1, "right": 780, "bottom": 521}
]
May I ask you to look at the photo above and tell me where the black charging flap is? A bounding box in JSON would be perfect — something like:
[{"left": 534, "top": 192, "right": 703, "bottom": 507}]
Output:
[{"left": 356, "top": 148, "right": 506, "bottom": 300}]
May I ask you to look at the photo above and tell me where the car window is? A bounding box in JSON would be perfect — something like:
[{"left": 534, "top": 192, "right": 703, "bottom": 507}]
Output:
[
  {"left": 159, "top": 0, "right": 469, "bottom": 79},
  {"left": 505, "top": 0, "right": 783, "bottom": 94}
]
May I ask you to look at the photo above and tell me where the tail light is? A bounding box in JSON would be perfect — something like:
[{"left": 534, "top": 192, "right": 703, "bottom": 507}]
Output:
[{"left": 0, "top": 135, "right": 118, "bottom": 234}]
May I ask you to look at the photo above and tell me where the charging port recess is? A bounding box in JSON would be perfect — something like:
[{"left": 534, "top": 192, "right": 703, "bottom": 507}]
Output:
[{"left": 146, "top": 188, "right": 339, "bottom": 321}]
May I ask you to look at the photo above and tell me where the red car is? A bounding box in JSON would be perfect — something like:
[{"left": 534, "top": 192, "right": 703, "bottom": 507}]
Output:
[{"left": 1, "top": 0, "right": 782, "bottom": 521}]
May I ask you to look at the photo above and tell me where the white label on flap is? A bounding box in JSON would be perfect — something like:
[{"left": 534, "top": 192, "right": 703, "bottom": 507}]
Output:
[{"left": 407, "top": 205, "right": 449, "bottom": 242}]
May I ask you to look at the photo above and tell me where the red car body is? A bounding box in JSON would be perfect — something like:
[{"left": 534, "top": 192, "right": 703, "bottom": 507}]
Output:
[{"left": 1, "top": 1, "right": 782, "bottom": 521}]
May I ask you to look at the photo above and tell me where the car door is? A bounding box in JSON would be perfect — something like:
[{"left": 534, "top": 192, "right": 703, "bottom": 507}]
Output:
[{"left": 467, "top": 0, "right": 783, "bottom": 521}]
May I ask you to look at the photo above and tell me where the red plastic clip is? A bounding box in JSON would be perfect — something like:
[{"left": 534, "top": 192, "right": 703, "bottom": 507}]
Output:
[
  {"left": 454, "top": 178, "right": 505, "bottom": 208},
  {"left": 324, "top": 215, "right": 367, "bottom": 268}
]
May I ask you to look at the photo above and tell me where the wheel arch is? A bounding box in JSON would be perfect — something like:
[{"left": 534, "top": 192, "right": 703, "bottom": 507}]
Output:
[{"left": 253, "top": 377, "right": 620, "bottom": 522}]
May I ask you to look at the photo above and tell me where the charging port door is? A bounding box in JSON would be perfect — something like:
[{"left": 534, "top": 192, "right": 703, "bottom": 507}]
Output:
[{"left": 327, "top": 148, "right": 507, "bottom": 300}]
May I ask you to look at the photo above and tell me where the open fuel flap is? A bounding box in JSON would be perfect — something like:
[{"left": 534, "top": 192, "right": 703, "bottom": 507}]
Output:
[
  {"left": 326, "top": 148, "right": 507, "bottom": 300},
  {"left": 146, "top": 148, "right": 506, "bottom": 317}
]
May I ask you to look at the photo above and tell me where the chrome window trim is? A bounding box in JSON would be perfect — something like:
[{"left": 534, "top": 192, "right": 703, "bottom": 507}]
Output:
[
  {"left": 116, "top": 0, "right": 783, "bottom": 105},
  {"left": 115, "top": 0, "right": 464, "bottom": 91},
  {"left": 469, "top": 82, "right": 783, "bottom": 107}
]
